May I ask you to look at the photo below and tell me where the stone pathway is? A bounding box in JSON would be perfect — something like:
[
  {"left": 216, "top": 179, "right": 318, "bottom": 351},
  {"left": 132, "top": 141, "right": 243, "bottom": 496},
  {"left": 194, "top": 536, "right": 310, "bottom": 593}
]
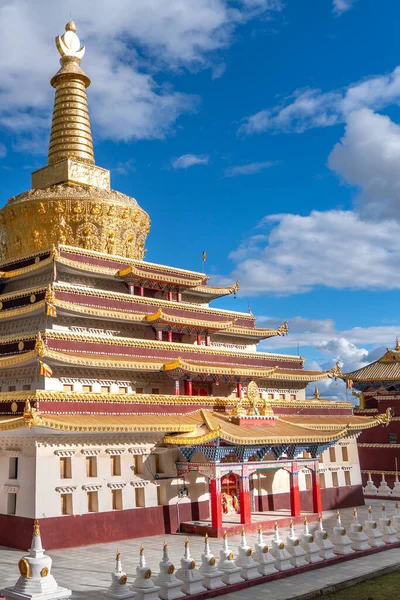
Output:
[{"left": 0, "top": 499, "right": 398, "bottom": 599}]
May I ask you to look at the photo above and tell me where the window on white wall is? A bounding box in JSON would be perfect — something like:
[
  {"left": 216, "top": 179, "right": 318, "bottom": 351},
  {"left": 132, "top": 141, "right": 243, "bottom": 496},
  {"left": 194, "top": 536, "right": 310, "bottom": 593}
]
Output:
[
  {"left": 305, "top": 474, "right": 312, "bottom": 490},
  {"left": 60, "top": 457, "right": 72, "bottom": 479},
  {"left": 87, "top": 491, "right": 98, "bottom": 512},
  {"left": 111, "top": 455, "right": 121, "bottom": 476},
  {"left": 342, "top": 447, "right": 349, "bottom": 462},
  {"left": 332, "top": 472, "right": 339, "bottom": 487},
  {"left": 320, "top": 473, "right": 326, "bottom": 489},
  {"left": 329, "top": 447, "right": 336, "bottom": 463},
  {"left": 86, "top": 456, "right": 98, "bottom": 478},
  {"left": 8, "top": 457, "right": 18, "bottom": 480},
  {"left": 7, "top": 493, "right": 16, "bottom": 515},
  {"left": 344, "top": 471, "right": 351, "bottom": 486},
  {"left": 112, "top": 489, "right": 123, "bottom": 510},
  {"left": 61, "top": 493, "right": 73, "bottom": 515}
]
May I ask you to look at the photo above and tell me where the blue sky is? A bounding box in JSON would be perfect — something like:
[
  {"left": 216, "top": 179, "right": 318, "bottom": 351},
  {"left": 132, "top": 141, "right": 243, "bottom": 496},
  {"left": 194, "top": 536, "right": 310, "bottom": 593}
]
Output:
[{"left": 0, "top": 0, "right": 400, "bottom": 397}]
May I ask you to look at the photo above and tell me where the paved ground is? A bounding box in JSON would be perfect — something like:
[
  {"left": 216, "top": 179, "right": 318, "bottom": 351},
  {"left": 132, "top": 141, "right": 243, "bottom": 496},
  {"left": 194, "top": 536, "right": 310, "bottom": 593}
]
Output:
[{"left": 0, "top": 499, "right": 399, "bottom": 599}]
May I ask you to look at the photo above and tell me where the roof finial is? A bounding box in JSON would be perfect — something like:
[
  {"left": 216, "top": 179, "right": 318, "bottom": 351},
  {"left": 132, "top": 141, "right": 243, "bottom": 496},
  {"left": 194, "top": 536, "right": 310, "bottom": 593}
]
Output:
[
  {"left": 56, "top": 21, "right": 85, "bottom": 60},
  {"left": 396, "top": 337, "right": 400, "bottom": 352},
  {"left": 314, "top": 386, "right": 320, "bottom": 399}
]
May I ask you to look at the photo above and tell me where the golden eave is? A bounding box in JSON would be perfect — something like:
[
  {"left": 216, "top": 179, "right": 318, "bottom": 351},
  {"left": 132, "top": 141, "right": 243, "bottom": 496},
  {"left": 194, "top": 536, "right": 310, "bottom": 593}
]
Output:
[
  {"left": 117, "top": 264, "right": 206, "bottom": 287},
  {"left": 189, "top": 281, "right": 240, "bottom": 298},
  {"left": 162, "top": 357, "right": 278, "bottom": 378},
  {"left": 164, "top": 412, "right": 352, "bottom": 446},
  {"left": 145, "top": 308, "right": 236, "bottom": 330}
]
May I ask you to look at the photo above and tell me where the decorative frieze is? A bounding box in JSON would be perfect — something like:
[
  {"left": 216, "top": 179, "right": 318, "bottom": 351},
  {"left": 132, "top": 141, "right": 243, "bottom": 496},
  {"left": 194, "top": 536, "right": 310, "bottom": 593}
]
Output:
[
  {"left": 107, "top": 483, "right": 126, "bottom": 490},
  {"left": 4, "top": 448, "right": 22, "bottom": 457},
  {"left": 81, "top": 449, "right": 101, "bottom": 456},
  {"left": 82, "top": 484, "right": 103, "bottom": 492},
  {"left": 105, "top": 448, "right": 126, "bottom": 456},
  {"left": 128, "top": 446, "right": 154, "bottom": 455},
  {"left": 4, "top": 484, "right": 19, "bottom": 493},
  {"left": 130, "top": 480, "right": 150, "bottom": 488},
  {"left": 54, "top": 449, "right": 75, "bottom": 457},
  {"left": 55, "top": 485, "right": 77, "bottom": 493}
]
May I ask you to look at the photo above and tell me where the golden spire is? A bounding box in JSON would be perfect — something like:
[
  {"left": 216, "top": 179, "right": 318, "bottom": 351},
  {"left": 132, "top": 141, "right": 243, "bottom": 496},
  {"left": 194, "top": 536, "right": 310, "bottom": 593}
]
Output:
[
  {"left": 48, "top": 21, "right": 94, "bottom": 165},
  {"left": 396, "top": 337, "right": 400, "bottom": 351},
  {"left": 33, "top": 519, "right": 40, "bottom": 536}
]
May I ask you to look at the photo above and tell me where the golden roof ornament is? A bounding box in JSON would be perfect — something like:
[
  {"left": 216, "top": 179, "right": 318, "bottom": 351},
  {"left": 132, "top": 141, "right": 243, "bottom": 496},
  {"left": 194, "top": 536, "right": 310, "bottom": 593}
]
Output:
[
  {"left": 396, "top": 337, "right": 400, "bottom": 352},
  {"left": 314, "top": 386, "right": 320, "bottom": 399},
  {"left": 33, "top": 519, "right": 40, "bottom": 536},
  {"left": 56, "top": 21, "right": 85, "bottom": 60}
]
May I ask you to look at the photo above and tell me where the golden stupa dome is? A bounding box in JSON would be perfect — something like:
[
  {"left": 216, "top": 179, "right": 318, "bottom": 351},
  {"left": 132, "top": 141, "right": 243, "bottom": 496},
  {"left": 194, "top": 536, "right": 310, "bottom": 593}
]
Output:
[{"left": 0, "top": 22, "right": 150, "bottom": 262}]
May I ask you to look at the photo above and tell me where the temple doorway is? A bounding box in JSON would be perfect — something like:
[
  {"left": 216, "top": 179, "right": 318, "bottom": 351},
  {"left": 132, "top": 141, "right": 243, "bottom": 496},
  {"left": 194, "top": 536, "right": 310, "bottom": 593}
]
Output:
[{"left": 221, "top": 473, "right": 240, "bottom": 515}]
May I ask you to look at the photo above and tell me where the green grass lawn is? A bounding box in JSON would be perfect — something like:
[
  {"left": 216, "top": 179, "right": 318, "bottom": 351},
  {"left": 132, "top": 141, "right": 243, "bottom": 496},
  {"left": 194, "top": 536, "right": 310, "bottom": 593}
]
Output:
[{"left": 324, "top": 571, "right": 400, "bottom": 600}]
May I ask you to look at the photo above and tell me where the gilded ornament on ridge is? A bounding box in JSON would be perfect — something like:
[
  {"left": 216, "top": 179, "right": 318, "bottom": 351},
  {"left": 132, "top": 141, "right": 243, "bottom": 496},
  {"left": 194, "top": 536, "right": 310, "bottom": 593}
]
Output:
[
  {"left": 18, "top": 341, "right": 24, "bottom": 351},
  {"left": 30, "top": 294, "right": 36, "bottom": 304},
  {"left": 11, "top": 401, "right": 18, "bottom": 413}
]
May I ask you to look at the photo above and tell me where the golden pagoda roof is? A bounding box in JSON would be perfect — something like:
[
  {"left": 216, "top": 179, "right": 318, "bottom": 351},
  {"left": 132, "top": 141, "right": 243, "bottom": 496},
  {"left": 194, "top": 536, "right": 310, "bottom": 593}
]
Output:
[
  {"left": 162, "top": 357, "right": 278, "bottom": 379},
  {"left": 343, "top": 347, "right": 400, "bottom": 381},
  {"left": 164, "top": 410, "right": 382, "bottom": 446},
  {"left": 0, "top": 404, "right": 384, "bottom": 438},
  {"left": 0, "top": 389, "right": 354, "bottom": 410},
  {"left": 118, "top": 264, "right": 206, "bottom": 288},
  {"left": 145, "top": 308, "right": 236, "bottom": 330}
]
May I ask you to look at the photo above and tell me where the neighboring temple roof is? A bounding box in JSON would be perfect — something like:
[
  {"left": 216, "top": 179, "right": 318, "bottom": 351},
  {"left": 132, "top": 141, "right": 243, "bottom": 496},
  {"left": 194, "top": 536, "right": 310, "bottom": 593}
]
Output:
[
  {"left": 164, "top": 410, "right": 385, "bottom": 446},
  {"left": 343, "top": 345, "right": 400, "bottom": 382}
]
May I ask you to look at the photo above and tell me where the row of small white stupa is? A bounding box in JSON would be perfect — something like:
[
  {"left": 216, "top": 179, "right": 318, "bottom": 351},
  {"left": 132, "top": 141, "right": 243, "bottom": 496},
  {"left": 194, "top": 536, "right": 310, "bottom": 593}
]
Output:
[
  {"left": 2, "top": 506, "right": 400, "bottom": 600},
  {"left": 364, "top": 472, "right": 400, "bottom": 497}
]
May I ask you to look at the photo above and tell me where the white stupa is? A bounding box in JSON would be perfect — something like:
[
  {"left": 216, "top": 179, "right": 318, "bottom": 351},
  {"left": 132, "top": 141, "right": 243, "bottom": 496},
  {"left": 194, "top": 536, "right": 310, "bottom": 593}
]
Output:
[
  {"left": 379, "top": 504, "right": 397, "bottom": 544},
  {"left": 377, "top": 473, "right": 392, "bottom": 497},
  {"left": 105, "top": 550, "right": 136, "bottom": 599},
  {"left": 285, "top": 521, "right": 308, "bottom": 568},
  {"left": 392, "top": 475, "right": 400, "bottom": 497},
  {"left": 269, "top": 523, "right": 292, "bottom": 571},
  {"left": 348, "top": 508, "right": 370, "bottom": 551},
  {"left": 363, "top": 472, "right": 378, "bottom": 496},
  {"left": 300, "top": 518, "right": 323, "bottom": 563},
  {"left": 254, "top": 526, "right": 277, "bottom": 576},
  {"left": 332, "top": 512, "right": 354, "bottom": 555},
  {"left": 392, "top": 502, "right": 400, "bottom": 532},
  {"left": 0, "top": 520, "right": 71, "bottom": 600},
  {"left": 153, "top": 541, "right": 185, "bottom": 600},
  {"left": 176, "top": 538, "right": 206, "bottom": 595},
  {"left": 364, "top": 505, "right": 385, "bottom": 547},
  {"left": 314, "top": 514, "right": 335, "bottom": 560},
  {"left": 235, "top": 528, "right": 260, "bottom": 581},
  {"left": 130, "top": 546, "right": 160, "bottom": 600},
  {"left": 216, "top": 531, "right": 243, "bottom": 585},
  {"left": 198, "top": 533, "right": 225, "bottom": 590}
]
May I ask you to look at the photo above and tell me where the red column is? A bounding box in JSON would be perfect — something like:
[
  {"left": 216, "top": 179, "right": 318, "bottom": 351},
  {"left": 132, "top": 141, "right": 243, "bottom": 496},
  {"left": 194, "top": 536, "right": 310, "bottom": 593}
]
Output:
[
  {"left": 184, "top": 380, "right": 193, "bottom": 396},
  {"left": 205, "top": 334, "right": 210, "bottom": 347},
  {"left": 239, "top": 474, "right": 251, "bottom": 525},
  {"left": 289, "top": 467, "right": 301, "bottom": 517},
  {"left": 312, "top": 467, "right": 322, "bottom": 514},
  {"left": 139, "top": 286, "right": 144, "bottom": 297},
  {"left": 196, "top": 334, "right": 201, "bottom": 346},
  {"left": 167, "top": 291, "right": 173, "bottom": 301},
  {"left": 210, "top": 478, "right": 222, "bottom": 530},
  {"left": 167, "top": 331, "right": 173, "bottom": 342},
  {"left": 236, "top": 382, "right": 242, "bottom": 398},
  {"left": 177, "top": 290, "right": 182, "bottom": 302},
  {"left": 174, "top": 380, "right": 180, "bottom": 396}
]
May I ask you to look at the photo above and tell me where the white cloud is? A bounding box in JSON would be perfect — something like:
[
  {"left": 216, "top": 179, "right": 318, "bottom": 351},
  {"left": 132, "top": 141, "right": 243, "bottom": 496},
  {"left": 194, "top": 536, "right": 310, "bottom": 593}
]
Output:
[
  {"left": 224, "top": 160, "right": 280, "bottom": 177},
  {"left": 254, "top": 315, "right": 394, "bottom": 400},
  {"left": 172, "top": 154, "right": 210, "bottom": 169},
  {"left": 328, "top": 108, "right": 400, "bottom": 219},
  {"left": 333, "top": 0, "right": 357, "bottom": 16},
  {"left": 221, "top": 209, "right": 400, "bottom": 295},
  {"left": 239, "top": 65, "right": 400, "bottom": 135},
  {"left": 0, "top": 0, "right": 282, "bottom": 149}
]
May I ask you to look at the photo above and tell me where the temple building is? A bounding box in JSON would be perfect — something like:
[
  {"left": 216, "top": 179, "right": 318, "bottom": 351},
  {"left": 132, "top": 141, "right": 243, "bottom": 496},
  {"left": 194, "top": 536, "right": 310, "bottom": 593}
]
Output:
[
  {"left": 344, "top": 341, "right": 400, "bottom": 490},
  {"left": 0, "top": 22, "right": 388, "bottom": 549}
]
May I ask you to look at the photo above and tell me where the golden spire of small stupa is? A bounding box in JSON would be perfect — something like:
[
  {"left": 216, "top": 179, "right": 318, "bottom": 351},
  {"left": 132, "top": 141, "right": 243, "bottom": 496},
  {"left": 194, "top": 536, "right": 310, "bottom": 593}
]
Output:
[
  {"left": 396, "top": 337, "right": 400, "bottom": 351},
  {"left": 48, "top": 21, "right": 94, "bottom": 166},
  {"left": 314, "top": 386, "right": 320, "bottom": 399}
]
